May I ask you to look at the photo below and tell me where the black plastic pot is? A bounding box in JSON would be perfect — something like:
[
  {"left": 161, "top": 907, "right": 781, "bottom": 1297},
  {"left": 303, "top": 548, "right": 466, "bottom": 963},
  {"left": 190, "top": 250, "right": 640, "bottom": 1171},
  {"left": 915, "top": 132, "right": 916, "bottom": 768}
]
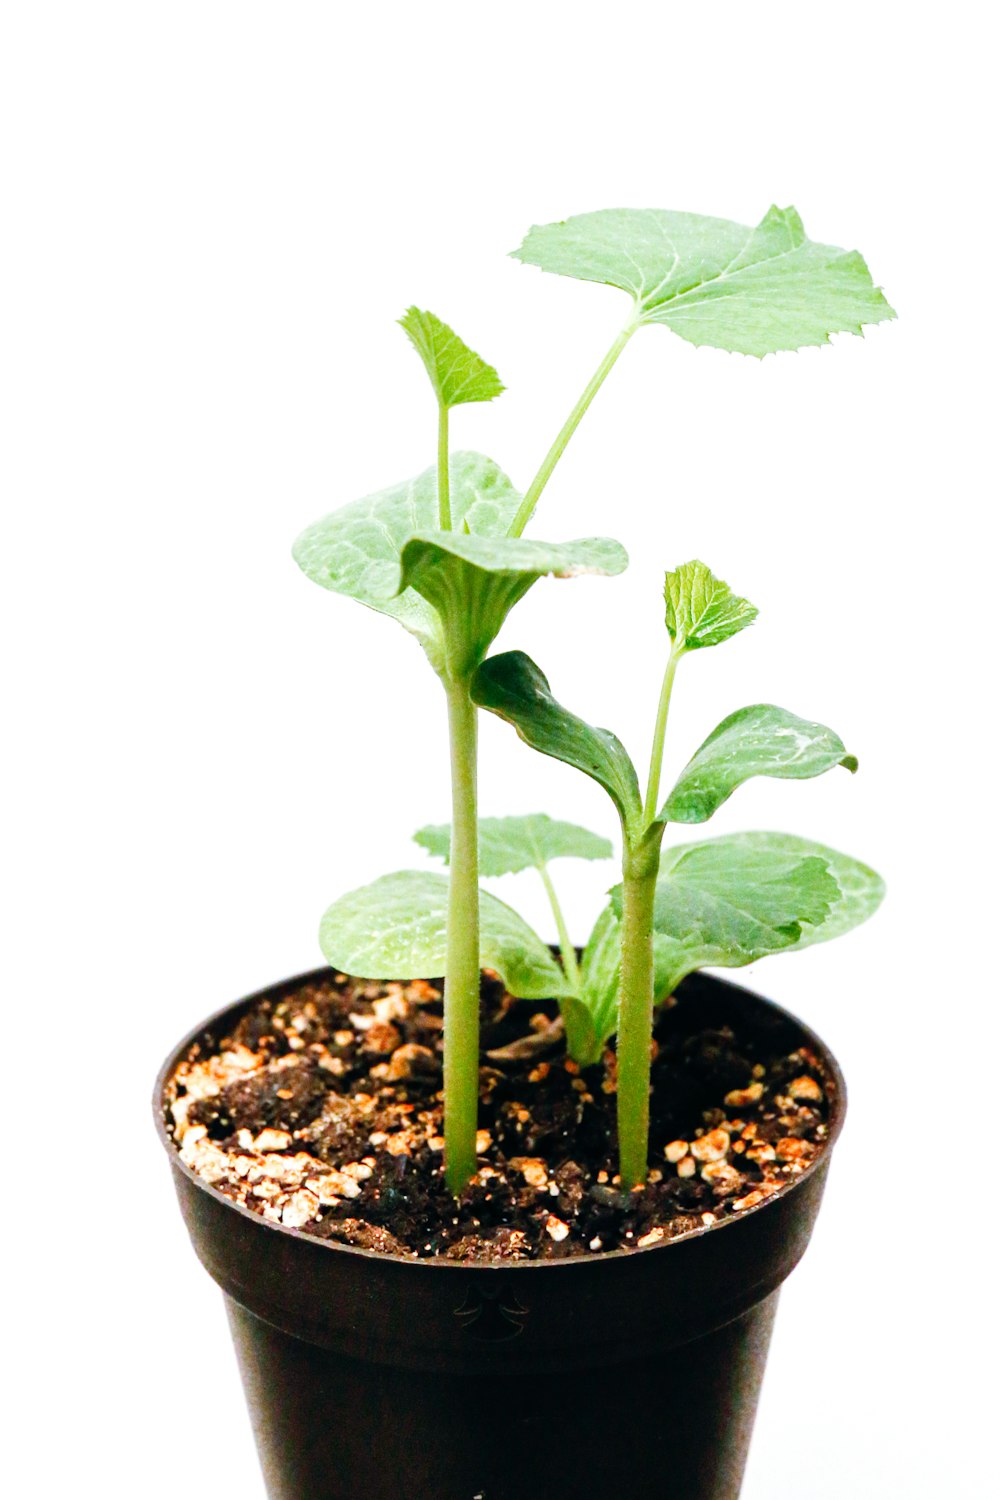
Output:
[{"left": 155, "top": 967, "right": 846, "bottom": 1500}]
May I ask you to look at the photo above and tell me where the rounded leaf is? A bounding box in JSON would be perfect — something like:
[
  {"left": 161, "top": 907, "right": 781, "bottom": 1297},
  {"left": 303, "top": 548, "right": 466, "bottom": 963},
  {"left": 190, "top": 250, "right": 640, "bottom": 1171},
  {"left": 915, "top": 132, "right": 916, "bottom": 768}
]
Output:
[
  {"left": 415, "top": 814, "right": 613, "bottom": 877},
  {"left": 514, "top": 205, "right": 895, "bottom": 357},
  {"left": 319, "top": 870, "right": 572, "bottom": 999}
]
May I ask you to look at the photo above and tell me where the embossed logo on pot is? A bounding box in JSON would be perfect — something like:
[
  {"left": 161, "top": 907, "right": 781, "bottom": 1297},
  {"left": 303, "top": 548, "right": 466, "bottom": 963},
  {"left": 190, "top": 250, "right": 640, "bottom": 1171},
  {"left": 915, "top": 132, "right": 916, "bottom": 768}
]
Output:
[{"left": 453, "top": 1281, "right": 529, "bottom": 1341}]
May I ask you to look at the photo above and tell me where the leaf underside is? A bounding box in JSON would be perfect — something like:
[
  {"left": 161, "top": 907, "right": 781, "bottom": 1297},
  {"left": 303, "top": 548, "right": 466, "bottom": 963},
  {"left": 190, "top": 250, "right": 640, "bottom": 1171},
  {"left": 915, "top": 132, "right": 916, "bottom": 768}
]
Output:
[
  {"left": 663, "top": 703, "right": 857, "bottom": 824},
  {"left": 399, "top": 307, "right": 505, "bottom": 407},
  {"left": 513, "top": 204, "right": 896, "bottom": 357},
  {"left": 415, "top": 814, "right": 613, "bottom": 877},
  {"left": 471, "top": 651, "right": 643, "bottom": 841},
  {"left": 319, "top": 870, "right": 572, "bottom": 999},
  {"left": 399, "top": 531, "right": 627, "bottom": 675}
]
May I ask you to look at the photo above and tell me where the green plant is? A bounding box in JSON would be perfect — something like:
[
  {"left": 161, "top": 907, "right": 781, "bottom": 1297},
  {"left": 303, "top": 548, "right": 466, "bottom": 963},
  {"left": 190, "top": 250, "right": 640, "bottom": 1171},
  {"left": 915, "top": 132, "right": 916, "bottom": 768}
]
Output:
[
  {"left": 294, "top": 205, "right": 893, "bottom": 1193},
  {"left": 470, "top": 560, "right": 884, "bottom": 1185}
]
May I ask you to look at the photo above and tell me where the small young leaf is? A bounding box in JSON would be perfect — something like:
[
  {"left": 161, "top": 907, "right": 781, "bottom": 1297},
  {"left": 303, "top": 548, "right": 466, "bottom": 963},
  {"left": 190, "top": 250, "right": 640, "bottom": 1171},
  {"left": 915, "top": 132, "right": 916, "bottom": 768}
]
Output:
[
  {"left": 663, "top": 703, "right": 857, "bottom": 824},
  {"left": 399, "top": 532, "right": 627, "bottom": 677},
  {"left": 664, "top": 560, "right": 757, "bottom": 650},
  {"left": 471, "top": 651, "right": 643, "bottom": 840},
  {"left": 399, "top": 307, "right": 505, "bottom": 408},
  {"left": 573, "top": 905, "right": 623, "bottom": 1064},
  {"left": 292, "top": 452, "right": 521, "bottom": 671},
  {"left": 560, "top": 996, "right": 601, "bottom": 1069},
  {"left": 319, "top": 870, "right": 572, "bottom": 999},
  {"left": 570, "top": 905, "right": 695, "bottom": 1063},
  {"left": 513, "top": 205, "right": 895, "bottom": 357},
  {"left": 415, "top": 814, "right": 612, "bottom": 877}
]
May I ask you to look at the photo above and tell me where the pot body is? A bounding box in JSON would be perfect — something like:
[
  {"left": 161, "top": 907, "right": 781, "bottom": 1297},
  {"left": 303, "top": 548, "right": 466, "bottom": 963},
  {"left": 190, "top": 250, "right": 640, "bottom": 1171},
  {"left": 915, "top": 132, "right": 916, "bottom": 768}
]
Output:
[{"left": 155, "top": 969, "right": 846, "bottom": 1500}]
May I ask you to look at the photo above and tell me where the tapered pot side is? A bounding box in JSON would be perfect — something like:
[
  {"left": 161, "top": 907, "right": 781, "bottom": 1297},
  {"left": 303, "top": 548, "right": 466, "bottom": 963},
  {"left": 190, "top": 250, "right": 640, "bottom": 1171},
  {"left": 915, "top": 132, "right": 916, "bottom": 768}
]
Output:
[{"left": 155, "top": 967, "right": 846, "bottom": 1500}]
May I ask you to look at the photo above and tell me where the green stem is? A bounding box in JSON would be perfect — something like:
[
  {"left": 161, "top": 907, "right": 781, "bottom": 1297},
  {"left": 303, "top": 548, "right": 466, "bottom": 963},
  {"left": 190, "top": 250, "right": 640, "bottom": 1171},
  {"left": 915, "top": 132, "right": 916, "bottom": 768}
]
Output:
[
  {"left": 616, "top": 835, "right": 664, "bottom": 1188},
  {"left": 437, "top": 403, "right": 452, "bottom": 530},
  {"left": 537, "top": 862, "right": 581, "bottom": 991},
  {"left": 643, "top": 643, "right": 683, "bottom": 826},
  {"left": 508, "top": 316, "right": 638, "bottom": 537},
  {"left": 443, "top": 674, "right": 480, "bottom": 1192}
]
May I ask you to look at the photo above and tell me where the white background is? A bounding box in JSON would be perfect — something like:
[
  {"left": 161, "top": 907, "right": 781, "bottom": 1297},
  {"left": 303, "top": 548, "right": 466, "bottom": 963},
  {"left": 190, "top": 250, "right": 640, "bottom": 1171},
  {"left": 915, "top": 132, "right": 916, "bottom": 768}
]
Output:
[{"left": 4, "top": 4, "right": 995, "bottom": 1495}]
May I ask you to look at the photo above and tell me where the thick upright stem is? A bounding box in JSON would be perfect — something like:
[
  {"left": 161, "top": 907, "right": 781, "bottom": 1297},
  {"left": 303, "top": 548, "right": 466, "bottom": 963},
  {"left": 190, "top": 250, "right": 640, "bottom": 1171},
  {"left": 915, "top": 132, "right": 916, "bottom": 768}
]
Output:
[
  {"left": 437, "top": 404, "right": 452, "bottom": 531},
  {"left": 616, "top": 837, "right": 663, "bottom": 1188},
  {"left": 643, "top": 644, "right": 683, "bottom": 825},
  {"left": 442, "top": 675, "right": 480, "bottom": 1192},
  {"left": 508, "top": 318, "right": 638, "bottom": 537},
  {"left": 537, "top": 862, "right": 581, "bottom": 992}
]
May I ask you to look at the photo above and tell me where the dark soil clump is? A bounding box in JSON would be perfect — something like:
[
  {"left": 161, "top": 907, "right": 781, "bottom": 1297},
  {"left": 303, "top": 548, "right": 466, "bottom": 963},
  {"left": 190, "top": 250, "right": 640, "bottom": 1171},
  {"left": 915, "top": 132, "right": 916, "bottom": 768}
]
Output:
[{"left": 165, "top": 969, "right": 834, "bottom": 1261}]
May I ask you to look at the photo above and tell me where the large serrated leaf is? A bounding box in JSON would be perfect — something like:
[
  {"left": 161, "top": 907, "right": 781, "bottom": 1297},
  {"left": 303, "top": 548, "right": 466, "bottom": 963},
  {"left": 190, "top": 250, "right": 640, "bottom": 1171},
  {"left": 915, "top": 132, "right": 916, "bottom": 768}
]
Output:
[
  {"left": 513, "top": 205, "right": 895, "bottom": 357},
  {"left": 319, "top": 870, "right": 572, "bottom": 999},
  {"left": 400, "top": 532, "right": 627, "bottom": 677},
  {"left": 471, "top": 651, "right": 643, "bottom": 840},
  {"left": 399, "top": 307, "right": 505, "bottom": 408},
  {"left": 663, "top": 704, "right": 857, "bottom": 824},
  {"left": 292, "top": 452, "right": 521, "bottom": 670},
  {"left": 664, "top": 560, "right": 757, "bottom": 650},
  {"left": 415, "top": 814, "right": 612, "bottom": 877}
]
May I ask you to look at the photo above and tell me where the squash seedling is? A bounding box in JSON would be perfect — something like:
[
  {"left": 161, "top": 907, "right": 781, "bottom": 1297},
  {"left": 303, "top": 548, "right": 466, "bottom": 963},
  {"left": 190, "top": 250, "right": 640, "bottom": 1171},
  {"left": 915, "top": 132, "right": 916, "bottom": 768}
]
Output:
[
  {"left": 471, "top": 561, "right": 884, "bottom": 1187},
  {"left": 295, "top": 205, "right": 893, "bottom": 1192}
]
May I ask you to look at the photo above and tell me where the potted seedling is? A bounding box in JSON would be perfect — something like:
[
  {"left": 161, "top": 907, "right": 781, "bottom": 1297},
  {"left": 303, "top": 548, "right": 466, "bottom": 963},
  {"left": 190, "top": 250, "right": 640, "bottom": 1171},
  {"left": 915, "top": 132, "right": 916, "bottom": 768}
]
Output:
[{"left": 156, "top": 206, "right": 894, "bottom": 1500}]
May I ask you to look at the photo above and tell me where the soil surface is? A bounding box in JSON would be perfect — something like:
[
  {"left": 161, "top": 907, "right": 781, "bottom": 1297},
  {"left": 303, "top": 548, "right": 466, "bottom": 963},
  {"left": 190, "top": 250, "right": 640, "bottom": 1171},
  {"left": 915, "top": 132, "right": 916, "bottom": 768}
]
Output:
[{"left": 165, "top": 969, "right": 834, "bottom": 1261}]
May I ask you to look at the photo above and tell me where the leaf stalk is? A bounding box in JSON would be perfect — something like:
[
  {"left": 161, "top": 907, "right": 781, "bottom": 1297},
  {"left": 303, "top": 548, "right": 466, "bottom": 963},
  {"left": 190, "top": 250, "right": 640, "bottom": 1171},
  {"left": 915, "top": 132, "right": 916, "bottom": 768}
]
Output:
[
  {"left": 437, "top": 404, "right": 452, "bottom": 530},
  {"left": 643, "top": 642, "right": 684, "bottom": 825},
  {"left": 508, "top": 316, "right": 638, "bottom": 537},
  {"left": 537, "top": 861, "right": 582, "bottom": 992}
]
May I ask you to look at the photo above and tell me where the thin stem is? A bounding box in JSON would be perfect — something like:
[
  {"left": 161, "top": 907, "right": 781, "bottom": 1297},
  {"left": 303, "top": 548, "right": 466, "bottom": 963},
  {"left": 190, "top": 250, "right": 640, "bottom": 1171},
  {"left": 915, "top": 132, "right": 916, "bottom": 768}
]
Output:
[
  {"left": 437, "top": 403, "right": 452, "bottom": 530},
  {"left": 442, "top": 675, "right": 480, "bottom": 1192},
  {"left": 537, "top": 862, "right": 582, "bottom": 992},
  {"left": 615, "top": 835, "right": 664, "bottom": 1188},
  {"left": 508, "top": 317, "right": 638, "bottom": 537},
  {"left": 643, "top": 644, "right": 683, "bottom": 826}
]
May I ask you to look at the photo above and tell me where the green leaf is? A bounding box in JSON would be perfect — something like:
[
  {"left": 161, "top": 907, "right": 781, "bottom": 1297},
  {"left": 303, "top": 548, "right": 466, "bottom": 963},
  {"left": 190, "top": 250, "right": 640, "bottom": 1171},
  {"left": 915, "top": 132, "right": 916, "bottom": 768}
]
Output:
[
  {"left": 561, "top": 995, "right": 601, "bottom": 1068},
  {"left": 663, "top": 704, "right": 857, "bottom": 824},
  {"left": 664, "top": 560, "right": 757, "bottom": 650},
  {"left": 713, "top": 831, "right": 885, "bottom": 949},
  {"left": 292, "top": 452, "right": 521, "bottom": 671},
  {"left": 611, "top": 833, "right": 841, "bottom": 997},
  {"left": 513, "top": 205, "right": 895, "bottom": 357},
  {"left": 587, "top": 832, "right": 882, "bottom": 1034},
  {"left": 471, "top": 651, "right": 643, "bottom": 840},
  {"left": 568, "top": 904, "right": 693, "bottom": 1063},
  {"left": 415, "top": 814, "right": 612, "bottom": 877},
  {"left": 573, "top": 905, "right": 622, "bottom": 1063},
  {"left": 319, "top": 870, "right": 572, "bottom": 999},
  {"left": 399, "top": 532, "right": 627, "bottom": 678},
  {"left": 399, "top": 307, "right": 505, "bottom": 408}
]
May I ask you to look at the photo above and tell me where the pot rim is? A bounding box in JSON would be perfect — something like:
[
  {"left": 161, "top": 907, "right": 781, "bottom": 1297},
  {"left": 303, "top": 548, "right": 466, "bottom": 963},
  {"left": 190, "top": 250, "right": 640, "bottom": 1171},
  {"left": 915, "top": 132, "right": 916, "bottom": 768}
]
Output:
[{"left": 154, "top": 964, "right": 846, "bottom": 1275}]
